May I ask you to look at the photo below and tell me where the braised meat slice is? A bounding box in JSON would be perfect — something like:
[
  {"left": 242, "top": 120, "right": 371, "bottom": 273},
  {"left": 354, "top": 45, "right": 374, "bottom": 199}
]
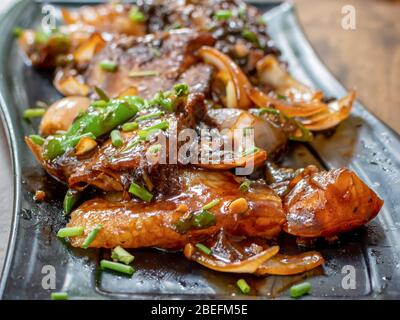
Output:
[
  {"left": 67, "top": 169, "right": 285, "bottom": 249},
  {"left": 283, "top": 168, "right": 384, "bottom": 237},
  {"left": 82, "top": 29, "right": 215, "bottom": 98}
]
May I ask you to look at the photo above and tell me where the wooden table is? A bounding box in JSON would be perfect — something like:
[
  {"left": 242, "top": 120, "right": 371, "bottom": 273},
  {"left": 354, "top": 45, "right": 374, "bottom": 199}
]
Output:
[{"left": 293, "top": 0, "right": 400, "bottom": 133}]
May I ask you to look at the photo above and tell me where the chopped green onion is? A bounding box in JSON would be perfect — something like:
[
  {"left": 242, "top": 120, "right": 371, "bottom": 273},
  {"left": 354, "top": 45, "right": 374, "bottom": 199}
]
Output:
[
  {"left": 35, "top": 30, "right": 49, "bottom": 44},
  {"left": 13, "top": 27, "right": 23, "bottom": 38},
  {"left": 148, "top": 143, "right": 162, "bottom": 154},
  {"left": 192, "top": 210, "right": 216, "bottom": 229},
  {"left": 81, "top": 224, "right": 102, "bottom": 249},
  {"left": 100, "top": 259, "right": 135, "bottom": 275},
  {"left": 29, "top": 134, "right": 45, "bottom": 146},
  {"left": 237, "top": 279, "right": 251, "bottom": 294},
  {"left": 94, "top": 86, "right": 110, "bottom": 102},
  {"left": 173, "top": 83, "right": 189, "bottom": 97},
  {"left": 259, "top": 107, "right": 280, "bottom": 116},
  {"left": 129, "top": 7, "right": 146, "bottom": 22},
  {"left": 214, "top": 9, "right": 232, "bottom": 20},
  {"left": 290, "top": 282, "right": 312, "bottom": 298},
  {"left": 135, "top": 111, "right": 164, "bottom": 122},
  {"left": 202, "top": 198, "right": 221, "bottom": 210},
  {"left": 63, "top": 189, "right": 81, "bottom": 215},
  {"left": 143, "top": 120, "right": 169, "bottom": 132},
  {"left": 111, "top": 246, "right": 135, "bottom": 265},
  {"left": 99, "top": 60, "right": 118, "bottom": 72},
  {"left": 110, "top": 130, "right": 123, "bottom": 147},
  {"left": 241, "top": 29, "right": 260, "bottom": 46},
  {"left": 23, "top": 108, "right": 46, "bottom": 119},
  {"left": 129, "top": 182, "right": 153, "bottom": 202},
  {"left": 122, "top": 122, "right": 138, "bottom": 132},
  {"left": 276, "top": 93, "right": 287, "bottom": 100},
  {"left": 239, "top": 180, "right": 251, "bottom": 193},
  {"left": 128, "top": 70, "right": 159, "bottom": 77},
  {"left": 195, "top": 243, "right": 212, "bottom": 255},
  {"left": 57, "top": 226, "right": 84, "bottom": 238},
  {"left": 241, "top": 146, "right": 260, "bottom": 157},
  {"left": 51, "top": 292, "right": 68, "bottom": 300}
]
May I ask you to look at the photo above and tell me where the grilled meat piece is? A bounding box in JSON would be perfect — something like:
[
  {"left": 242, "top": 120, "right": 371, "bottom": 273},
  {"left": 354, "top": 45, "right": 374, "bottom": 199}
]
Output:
[
  {"left": 67, "top": 169, "right": 285, "bottom": 249},
  {"left": 283, "top": 168, "right": 384, "bottom": 237},
  {"left": 81, "top": 29, "right": 215, "bottom": 98}
]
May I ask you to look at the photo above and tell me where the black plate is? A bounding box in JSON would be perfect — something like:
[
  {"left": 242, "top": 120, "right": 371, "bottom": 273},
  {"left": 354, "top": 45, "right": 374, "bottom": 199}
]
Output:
[{"left": 0, "top": 1, "right": 400, "bottom": 300}]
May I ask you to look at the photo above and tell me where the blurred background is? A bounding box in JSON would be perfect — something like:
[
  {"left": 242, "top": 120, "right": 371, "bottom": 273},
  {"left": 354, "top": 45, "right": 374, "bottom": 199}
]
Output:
[{"left": 0, "top": 0, "right": 399, "bottom": 271}]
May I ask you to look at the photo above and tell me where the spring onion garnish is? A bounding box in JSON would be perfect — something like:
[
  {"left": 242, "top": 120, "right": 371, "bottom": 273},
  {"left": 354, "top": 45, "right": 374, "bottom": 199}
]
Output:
[
  {"left": 135, "top": 111, "right": 164, "bottom": 122},
  {"left": 290, "top": 282, "right": 311, "bottom": 298},
  {"left": 276, "top": 93, "right": 287, "bottom": 100},
  {"left": 214, "top": 9, "right": 232, "bottom": 20},
  {"left": 148, "top": 143, "right": 162, "bottom": 154},
  {"left": 94, "top": 86, "right": 110, "bottom": 102},
  {"left": 23, "top": 108, "right": 46, "bottom": 119},
  {"left": 241, "top": 29, "right": 260, "bottom": 46},
  {"left": 100, "top": 259, "right": 135, "bottom": 275},
  {"left": 241, "top": 146, "right": 260, "bottom": 158},
  {"left": 110, "top": 130, "right": 123, "bottom": 147},
  {"left": 191, "top": 210, "right": 216, "bottom": 229},
  {"left": 29, "top": 134, "right": 45, "bottom": 146},
  {"left": 195, "top": 243, "right": 212, "bottom": 255},
  {"left": 99, "top": 60, "right": 118, "bottom": 72},
  {"left": 259, "top": 107, "right": 280, "bottom": 116},
  {"left": 57, "top": 226, "right": 84, "bottom": 238},
  {"left": 51, "top": 292, "right": 69, "bottom": 300},
  {"left": 111, "top": 246, "right": 135, "bottom": 265},
  {"left": 122, "top": 122, "right": 138, "bottom": 132},
  {"left": 239, "top": 180, "right": 251, "bottom": 193},
  {"left": 173, "top": 83, "right": 189, "bottom": 97},
  {"left": 129, "top": 182, "right": 153, "bottom": 202},
  {"left": 128, "top": 70, "right": 159, "bottom": 77},
  {"left": 138, "top": 121, "right": 169, "bottom": 140},
  {"left": 202, "top": 198, "right": 221, "bottom": 211},
  {"left": 129, "top": 7, "right": 146, "bottom": 22},
  {"left": 237, "top": 279, "right": 251, "bottom": 294},
  {"left": 13, "top": 27, "right": 23, "bottom": 38},
  {"left": 82, "top": 224, "right": 102, "bottom": 249},
  {"left": 63, "top": 189, "right": 81, "bottom": 215}
]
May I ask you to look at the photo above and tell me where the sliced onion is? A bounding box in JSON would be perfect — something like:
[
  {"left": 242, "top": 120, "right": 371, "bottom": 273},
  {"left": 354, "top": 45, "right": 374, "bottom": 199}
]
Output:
[
  {"left": 256, "top": 54, "right": 318, "bottom": 102},
  {"left": 255, "top": 251, "right": 324, "bottom": 275},
  {"left": 248, "top": 87, "right": 326, "bottom": 118},
  {"left": 54, "top": 72, "right": 90, "bottom": 97},
  {"left": 303, "top": 90, "right": 355, "bottom": 131},
  {"left": 199, "top": 46, "right": 252, "bottom": 109},
  {"left": 185, "top": 244, "right": 279, "bottom": 273},
  {"left": 73, "top": 33, "right": 105, "bottom": 65}
]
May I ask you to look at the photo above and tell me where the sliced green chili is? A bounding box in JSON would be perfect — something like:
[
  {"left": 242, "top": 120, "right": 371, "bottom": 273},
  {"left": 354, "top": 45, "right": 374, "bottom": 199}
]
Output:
[
  {"left": 29, "top": 134, "right": 45, "bottom": 146},
  {"left": 82, "top": 224, "right": 102, "bottom": 249},
  {"left": 111, "top": 246, "right": 135, "bottom": 265},
  {"left": 94, "top": 86, "right": 110, "bottom": 102},
  {"left": 129, "top": 182, "right": 153, "bottom": 202}
]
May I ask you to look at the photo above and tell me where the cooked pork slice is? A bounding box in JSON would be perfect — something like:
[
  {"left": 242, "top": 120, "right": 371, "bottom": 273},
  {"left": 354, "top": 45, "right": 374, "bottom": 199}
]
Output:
[
  {"left": 67, "top": 169, "right": 285, "bottom": 249},
  {"left": 283, "top": 168, "right": 384, "bottom": 238},
  {"left": 82, "top": 29, "right": 215, "bottom": 98}
]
